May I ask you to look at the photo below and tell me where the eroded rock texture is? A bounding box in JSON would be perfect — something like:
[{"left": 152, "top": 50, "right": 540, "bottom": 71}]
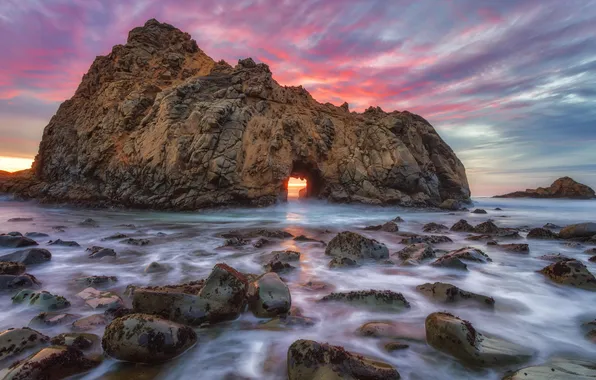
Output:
[
  {"left": 495, "top": 177, "right": 595, "bottom": 199},
  {"left": 0, "top": 19, "right": 470, "bottom": 209}
]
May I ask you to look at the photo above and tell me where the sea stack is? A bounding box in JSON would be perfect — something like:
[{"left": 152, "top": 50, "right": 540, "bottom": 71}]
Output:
[
  {"left": 495, "top": 177, "right": 595, "bottom": 199},
  {"left": 0, "top": 19, "right": 470, "bottom": 209}
]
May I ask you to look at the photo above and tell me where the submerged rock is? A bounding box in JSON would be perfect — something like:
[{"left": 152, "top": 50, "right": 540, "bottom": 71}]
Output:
[
  {"left": 559, "top": 222, "right": 596, "bottom": 240},
  {"left": 76, "top": 287, "right": 124, "bottom": 309},
  {"left": 75, "top": 275, "right": 118, "bottom": 287},
  {"left": 416, "top": 282, "right": 495, "bottom": 308},
  {"left": 430, "top": 255, "right": 468, "bottom": 270},
  {"left": 495, "top": 243, "right": 530, "bottom": 253},
  {"left": 51, "top": 333, "right": 100, "bottom": 351},
  {"left": 422, "top": 222, "right": 448, "bottom": 233},
  {"left": 471, "top": 209, "right": 487, "bottom": 214},
  {"left": 0, "top": 273, "right": 40, "bottom": 291},
  {"left": 0, "top": 248, "right": 51, "bottom": 265},
  {"left": 0, "top": 261, "right": 25, "bottom": 275},
  {"left": 438, "top": 247, "right": 492, "bottom": 263},
  {"left": 248, "top": 273, "right": 291, "bottom": 318},
  {"left": 474, "top": 221, "right": 500, "bottom": 234},
  {"left": 425, "top": 312, "right": 533, "bottom": 366},
  {"left": 503, "top": 358, "right": 596, "bottom": 379},
  {"left": 440, "top": 199, "right": 464, "bottom": 211},
  {"left": 120, "top": 238, "right": 150, "bottom": 246},
  {"left": 29, "top": 312, "right": 79, "bottom": 329},
  {"left": 328, "top": 256, "right": 360, "bottom": 268},
  {"left": 49, "top": 239, "right": 80, "bottom": 247},
  {"left": 79, "top": 218, "right": 99, "bottom": 227},
  {"left": 399, "top": 234, "right": 453, "bottom": 245},
  {"left": 102, "top": 313, "right": 197, "bottom": 363},
  {"left": 394, "top": 243, "right": 435, "bottom": 265},
  {"left": 12, "top": 290, "right": 71, "bottom": 311},
  {"left": 24, "top": 232, "right": 49, "bottom": 238},
  {"left": 325, "top": 231, "right": 389, "bottom": 262},
  {"left": 7, "top": 218, "right": 33, "bottom": 222},
  {"left": 320, "top": 290, "right": 410, "bottom": 312},
  {"left": 287, "top": 339, "right": 400, "bottom": 380},
  {"left": 0, "top": 235, "right": 38, "bottom": 248},
  {"left": 72, "top": 314, "right": 108, "bottom": 331},
  {"left": 88, "top": 247, "right": 117, "bottom": 259},
  {"left": 358, "top": 321, "right": 426, "bottom": 342},
  {"left": 538, "top": 259, "right": 596, "bottom": 290},
  {"left": 0, "top": 327, "right": 49, "bottom": 361},
  {"left": 451, "top": 219, "right": 475, "bottom": 232},
  {"left": 101, "top": 232, "right": 128, "bottom": 241},
  {"left": 544, "top": 223, "right": 562, "bottom": 229},
  {"left": 0, "top": 346, "right": 101, "bottom": 379},
  {"left": 364, "top": 221, "right": 399, "bottom": 232},
  {"left": 537, "top": 253, "right": 571, "bottom": 262},
  {"left": 144, "top": 261, "right": 170, "bottom": 273},
  {"left": 527, "top": 228, "right": 559, "bottom": 239}
]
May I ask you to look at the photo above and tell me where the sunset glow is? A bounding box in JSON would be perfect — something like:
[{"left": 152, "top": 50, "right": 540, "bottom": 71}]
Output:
[
  {"left": 287, "top": 177, "right": 307, "bottom": 198},
  {"left": 0, "top": 156, "right": 33, "bottom": 172}
]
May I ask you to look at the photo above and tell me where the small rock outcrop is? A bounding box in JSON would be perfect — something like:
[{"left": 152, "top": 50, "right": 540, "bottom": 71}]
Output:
[
  {"left": 503, "top": 358, "right": 596, "bottom": 379},
  {"left": 538, "top": 259, "right": 596, "bottom": 290},
  {"left": 558, "top": 222, "right": 596, "bottom": 240},
  {"left": 0, "top": 19, "right": 470, "bottom": 209},
  {"left": 0, "top": 327, "right": 49, "bottom": 360},
  {"left": 495, "top": 177, "right": 596, "bottom": 199},
  {"left": 319, "top": 290, "right": 410, "bottom": 312},
  {"left": 394, "top": 243, "right": 435, "bottom": 265},
  {"left": 527, "top": 228, "right": 558, "bottom": 239},
  {"left": 247, "top": 272, "right": 291, "bottom": 318},
  {"left": 287, "top": 339, "right": 400, "bottom": 380},
  {"left": 416, "top": 282, "right": 495, "bottom": 308},
  {"left": 425, "top": 312, "right": 533, "bottom": 366},
  {"left": 0, "top": 248, "right": 51, "bottom": 265},
  {"left": 325, "top": 231, "right": 389, "bottom": 263},
  {"left": 102, "top": 313, "right": 197, "bottom": 363}
]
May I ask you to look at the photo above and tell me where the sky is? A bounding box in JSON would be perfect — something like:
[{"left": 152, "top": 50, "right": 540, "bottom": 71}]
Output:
[{"left": 0, "top": 0, "right": 595, "bottom": 195}]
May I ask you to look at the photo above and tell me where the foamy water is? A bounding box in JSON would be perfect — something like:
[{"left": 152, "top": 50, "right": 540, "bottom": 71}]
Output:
[{"left": 0, "top": 197, "right": 595, "bottom": 379}]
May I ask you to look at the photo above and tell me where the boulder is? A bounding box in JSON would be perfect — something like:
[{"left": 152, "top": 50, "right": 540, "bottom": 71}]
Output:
[
  {"left": 24, "top": 232, "right": 49, "bottom": 238},
  {"left": 527, "top": 228, "right": 559, "bottom": 239},
  {"left": 394, "top": 243, "right": 435, "bottom": 265},
  {"left": 12, "top": 290, "right": 71, "bottom": 311},
  {"left": 101, "top": 232, "right": 128, "bottom": 241},
  {"left": 440, "top": 199, "right": 464, "bottom": 210},
  {"left": 0, "top": 261, "right": 25, "bottom": 275},
  {"left": 422, "top": 222, "right": 448, "bottom": 233},
  {"left": 559, "top": 223, "right": 596, "bottom": 239},
  {"left": 364, "top": 222, "right": 399, "bottom": 232},
  {"left": 248, "top": 273, "right": 291, "bottom": 318},
  {"left": 0, "top": 346, "right": 100, "bottom": 379},
  {"left": 425, "top": 312, "right": 533, "bottom": 366},
  {"left": 415, "top": 282, "right": 495, "bottom": 308},
  {"left": 75, "top": 275, "right": 118, "bottom": 287},
  {"left": 451, "top": 219, "right": 475, "bottom": 232},
  {"left": 328, "top": 256, "right": 360, "bottom": 268},
  {"left": 502, "top": 358, "right": 596, "bottom": 379},
  {"left": 325, "top": 231, "right": 389, "bottom": 262},
  {"left": 472, "top": 209, "right": 487, "bottom": 214},
  {"left": 287, "top": 339, "right": 400, "bottom": 380},
  {"left": 102, "top": 313, "right": 197, "bottom": 363},
  {"left": 0, "top": 273, "right": 40, "bottom": 291},
  {"left": 438, "top": 247, "right": 492, "bottom": 263},
  {"left": 0, "top": 248, "right": 51, "bottom": 265},
  {"left": 320, "top": 290, "right": 410, "bottom": 312},
  {"left": 0, "top": 327, "right": 49, "bottom": 360},
  {"left": 49, "top": 239, "right": 80, "bottom": 247},
  {"left": 496, "top": 243, "right": 530, "bottom": 253},
  {"left": 399, "top": 234, "right": 453, "bottom": 245},
  {"left": 263, "top": 260, "right": 295, "bottom": 273},
  {"left": 495, "top": 177, "right": 596, "bottom": 199},
  {"left": 6, "top": 232, "right": 22, "bottom": 236},
  {"left": 72, "top": 314, "right": 108, "bottom": 331},
  {"left": 474, "top": 221, "right": 500, "bottom": 234},
  {"left": 537, "top": 253, "right": 571, "bottom": 262},
  {"left": 0, "top": 235, "right": 38, "bottom": 248},
  {"left": 76, "top": 287, "right": 124, "bottom": 310},
  {"left": 430, "top": 255, "right": 468, "bottom": 270},
  {"left": 144, "top": 261, "right": 170, "bottom": 273},
  {"left": 538, "top": 259, "right": 596, "bottom": 290},
  {"left": 358, "top": 321, "right": 426, "bottom": 342},
  {"left": 120, "top": 238, "right": 150, "bottom": 246},
  {"left": 50, "top": 333, "right": 100, "bottom": 351},
  {"left": 29, "top": 312, "right": 79, "bottom": 329}
]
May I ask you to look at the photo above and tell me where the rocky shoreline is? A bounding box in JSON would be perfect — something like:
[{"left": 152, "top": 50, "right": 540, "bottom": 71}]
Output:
[
  {"left": 495, "top": 177, "right": 596, "bottom": 199},
  {"left": 1, "top": 203, "right": 595, "bottom": 379}
]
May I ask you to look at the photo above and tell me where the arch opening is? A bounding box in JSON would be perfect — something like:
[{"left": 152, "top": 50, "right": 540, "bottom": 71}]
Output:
[{"left": 281, "top": 161, "right": 324, "bottom": 202}]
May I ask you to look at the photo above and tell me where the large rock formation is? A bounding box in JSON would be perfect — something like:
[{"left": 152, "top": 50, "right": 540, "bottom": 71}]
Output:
[
  {"left": 0, "top": 19, "right": 470, "bottom": 209},
  {"left": 495, "top": 177, "right": 595, "bottom": 199}
]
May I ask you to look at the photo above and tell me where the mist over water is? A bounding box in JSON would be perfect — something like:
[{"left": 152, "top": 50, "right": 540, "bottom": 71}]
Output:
[{"left": 1, "top": 197, "right": 595, "bottom": 379}]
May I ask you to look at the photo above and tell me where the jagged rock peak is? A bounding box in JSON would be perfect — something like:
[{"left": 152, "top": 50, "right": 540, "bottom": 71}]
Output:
[
  {"left": 495, "top": 177, "right": 595, "bottom": 199},
  {"left": 0, "top": 19, "right": 471, "bottom": 210}
]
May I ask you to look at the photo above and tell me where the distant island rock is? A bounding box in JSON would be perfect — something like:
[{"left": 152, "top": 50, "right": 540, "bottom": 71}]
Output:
[
  {"left": 0, "top": 19, "right": 470, "bottom": 209},
  {"left": 495, "top": 177, "right": 595, "bottom": 199}
]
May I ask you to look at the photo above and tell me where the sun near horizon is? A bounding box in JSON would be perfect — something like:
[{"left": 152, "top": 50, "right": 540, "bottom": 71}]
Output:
[{"left": 0, "top": 156, "right": 33, "bottom": 172}]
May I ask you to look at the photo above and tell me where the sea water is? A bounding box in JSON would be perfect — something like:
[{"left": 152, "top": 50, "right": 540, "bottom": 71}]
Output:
[{"left": 0, "top": 197, "right": 595, "bottom": 379}]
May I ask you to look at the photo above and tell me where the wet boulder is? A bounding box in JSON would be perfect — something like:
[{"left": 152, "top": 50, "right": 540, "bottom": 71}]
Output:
[
  {"left": 451, "top": 219, "right": 475, "bottom": 232},
  {"left": 328, "top": 256, "right": 360, "bottom": 268},
  {"left": 49, "top": 239, "right": 80, "bottom": 247},
  {"left": 364, "top": 221, "right": 399, "bottom": 232},
  {"left": 195, "top": 263, "right": 249, "bottom": 322},
  {"left": 0, "top": 273, "right": 40, "bottom": 291},
  {"left": 0, "top": 261, "right": 25, "bottom": 275},
  {"left": 430, "top": 255, "right": 468, "bottom": 270},
  {"left": 6, "top": 232, "right": 22, "bottom": 237},
  {"left": 287, "top": 339, "right": 400, "bottom": 380},
  {"left": 120, "top": 238, "right": 150, "bottom": 246},
  {"left": 12, "top": 290, "right": 71, "bottom": 311},
  {"left": 0, "top": 346, "right": 100, "bottom": 379},
  {"left": 544, "top": 223, "right": 562, "bottom": 229},
  {"left": 0, "top": 327, "right": 49, "bottom": 361},
  {"left": 538, "top": 253, "right": 571, "bottom": 262},
  {"left": 0, "top": 248, "right": 51, "bottom": 265},
  {"left": 50, "top": 333, "right": 100, "bottom": 351},
  {"left": 471, "top": 209, "right": 487, "bottom": 214},
  {"left": 76, "top": 287, "right": 124, "bottom": 310},
  {"left": 72, "top": 314, "right": 108, "bottom": 331},
  {"left": 29, "top": 312, "right": 79, "bottom": 329},
  {"left": 320, "top": 290, "right": 410, "bottom": 312},
  {"left": 527, "top": 228, "right": 559, "bottom": 239},
  {"left": 257, "top": 315, "right": 316, "bottom": 331},
  {"left": 474, "top": 221, "right": 501, "bottom": 234},
  {"left": 439, "top": 247, "right": 492, "bottom": 263},
  {"left": 559, "top": 223, "right": 596, "bottom": 240},
  {"left": 101, "top": 232, "right": 128, "bottom": 241},
  {"left": 439, "top": 199, "right": 463, "bottom": 211},
  {"left": 503, "top": 358, "right": 596, "bottom": 379},
  {"left": 358, "top": 321, "right": 426, "bottom": 342},
  {"left": 263, "top": 260, "right": 295, "bottom": 273},
  {"left": 102, "top": 313, "right": 197, "bottom": 363},
  {"left": 416, "top": 282, "right": 495, "bottom": 308},
  {"left": 24, "top": 232, "right": 49, "bottom": 238},
  {"left": 325, "top": 231, "right": 389, "bottom": 262},
  {"left": 422, "top": 222, "right": 448, "bottom": 233},
  {"left": 248, "top": 273, "right": 291, "bottom": 318},
  {"left": 79, "top": 218, "right": 99, "bottom": 227},
  {"left": 394, "top": 243, "right": 435, "bottom": 265},
  {"left": 75, "top": 275, "right": 118, "bottom": 288},
  {"left": 144, "top": 261, "right": 170, "bottom": 273},
  {"left": 263, "top": 250, "right": 301, "bottom": 263},
  {"left": 87, "top": 246, "right": 117, "bottom": 259},
  {"left": 0, "top": 235, "right": 38, "bottom": 248},
  {"left": 400, "top": 234, "right": 453, "bottom": 245},
  {"left": 496, "top": 243, "right": 530, "bottom": 253},
  {"left": 425, "top": 312, "right": 533, "bottom": 366},
  {"left": 538, "top": 259, "right": 596, "bottom": 290}
]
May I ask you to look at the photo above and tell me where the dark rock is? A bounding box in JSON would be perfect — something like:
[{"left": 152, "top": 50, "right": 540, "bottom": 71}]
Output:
[
  {"left": 328, "top": 257, "right": 360, "bottom": 269},
  {"left": 101, "top": 232, "right": 128, "bottom": 241},
  {"left": 76, "top": 287, "right": 124, "bottom": 310},
  {"left": 538, "top": 259, "right": 596, "bottom": 290},
  {"left": 440, "top": 199, "right": 464, "bottom": 211},
  {"left": 79, "top": 218, "right": 99, "bottom": 227},
  {"left": 325, "top": 231, "right": 389, "bottom": 262},
  {"left": 422, "top": 222, "right": 448, "bottom": 233},
  {"left": 293, "top": 235, "right": 325, "bottom": 244},
  {"left": 12, "top": 290, "right": 71, "bottom": 310},
  {"left": 51, "top": 333, "right": 100, "bottom": 351},
  {"left": 264, "top": 260, "right": 295, "bottom": 273},
  {"left": 399, "top": 234, "right": 453, "bottom": 245},
  {"left": 49, "top": 239, "right": 80, "bottom": 247},
  {"left": 248, "top": 272, "right": 291, "bottom": 318},
  {"left": 0, "top": 235, "right": 38, "bottom": 248},
  {"left": 503, "top": 358, "right": 596, "bottom": 379},
  {"left": 0, "top": 346, "right": 101, "bottom": 379},
  {"left": 425, "top": 312, "right": 533, "bottom": 366},
  {"left": 88, "top": 247, "right": 117, "bottom": 259},
  {"left": 537, "top": 253, "right": 571, "bottom": 262},
  {"left": 430, "top": 255, "right": 468, "bottom": 270},
  {"left": 544, "top": 223, "right": 562, "bottom": 229},
  {"left": 364, "top": 222, "right": 399, "bottom": 232},
  {"left": 75, "top": 275, "right": 118, "bottom": 287},
  {"left": 7, "top": 231, "right": 22, "bottom": 236},
  {"left": 253, "top": 237, "right": 270, "bottom": 248},
  {"left": 223, "top": 236, "right": 248, "bottom": 247},
  {"left": 471, "top": 209, "right": 487, "bottom": 214},
  {"left": 439, "top": 247, "right": 492, "bottom": 263},
  {"left": 72, "top": 314, "right": 109, "bottom": 331},
  {"left": 0, "top": 261, "right": 26, "bottom": 275},
  {"left": 358, "top": 321, "right": 426, "bottom": 342},
  {"left": 0, "top": 327, "right": 49, "bottom": 361},
  {"left": 24, "top": 232, "right": 49, "bottom": 238},
  {"left": 494, "top": 207, "right": 502, "bottom": 211},
  {"left": 527, "top": 228, "right": 559, "bottom": 239},
  {"left": 415, "top": 282, "right": 495, "bottom": 308},
  {"left": 102, "top": 313, "right": 197, "bottom": 363},
  {"left": 590, "top": 255, "right": 596, "bottom": 263},
  {"left": 474, "top": 221, "right": 500, "bottom": 234},
  {"left": 144, "top": 261, "right": 170, "bottom": 273},
  {"left": 0, "top": 273, "right": 41, "bottom": 290},
  {"left": 559, "top": 223, "right": 596, "bottom": 240},
  {"left": 384, "top": 341, "right": 409, "bottom": 351},
  {"left": 585, "top": 248, "right": 596, "bottom": 255},
  {"left": 393, "top": 216, "right": 405, "bottom": 223},
  {"left": 319, "top": 290, "right": 410, "bottom": 312},
  {"left": 394, "top": 243, "right": 435, "bottom": 265},
  {"left": 29, "top": 312, "right": 80, "bottom": 329},
  {"left": 287, "top": 339, "right": 400, "bottom": 380},
  {"left": 451, "top": 219, "right": 475, "bottom": 232},
  {"left": 496, "top": 243, "right": 530, "bottom": 253},
  {"left": 120, "top": 238, "right": 150, "bottom": 246},
  {"left": 7, "top": 218, "right": 33, "bottom": 222},
  {"left": 495, "top": 177, "right": 596, "bottom": 199}
]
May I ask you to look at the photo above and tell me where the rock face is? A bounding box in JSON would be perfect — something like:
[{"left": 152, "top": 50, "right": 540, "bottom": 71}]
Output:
[
  {"left": 0, "top": 19, "right": 470, "bottom": 209},
  {"left": 495, "top": 177, "right": 596, "bottom": 199}
]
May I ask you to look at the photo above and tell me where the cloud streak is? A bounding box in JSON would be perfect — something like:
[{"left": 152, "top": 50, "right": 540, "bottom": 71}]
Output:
[{"left": 0, "top": 0, "right": 595, "bottom": 194}]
